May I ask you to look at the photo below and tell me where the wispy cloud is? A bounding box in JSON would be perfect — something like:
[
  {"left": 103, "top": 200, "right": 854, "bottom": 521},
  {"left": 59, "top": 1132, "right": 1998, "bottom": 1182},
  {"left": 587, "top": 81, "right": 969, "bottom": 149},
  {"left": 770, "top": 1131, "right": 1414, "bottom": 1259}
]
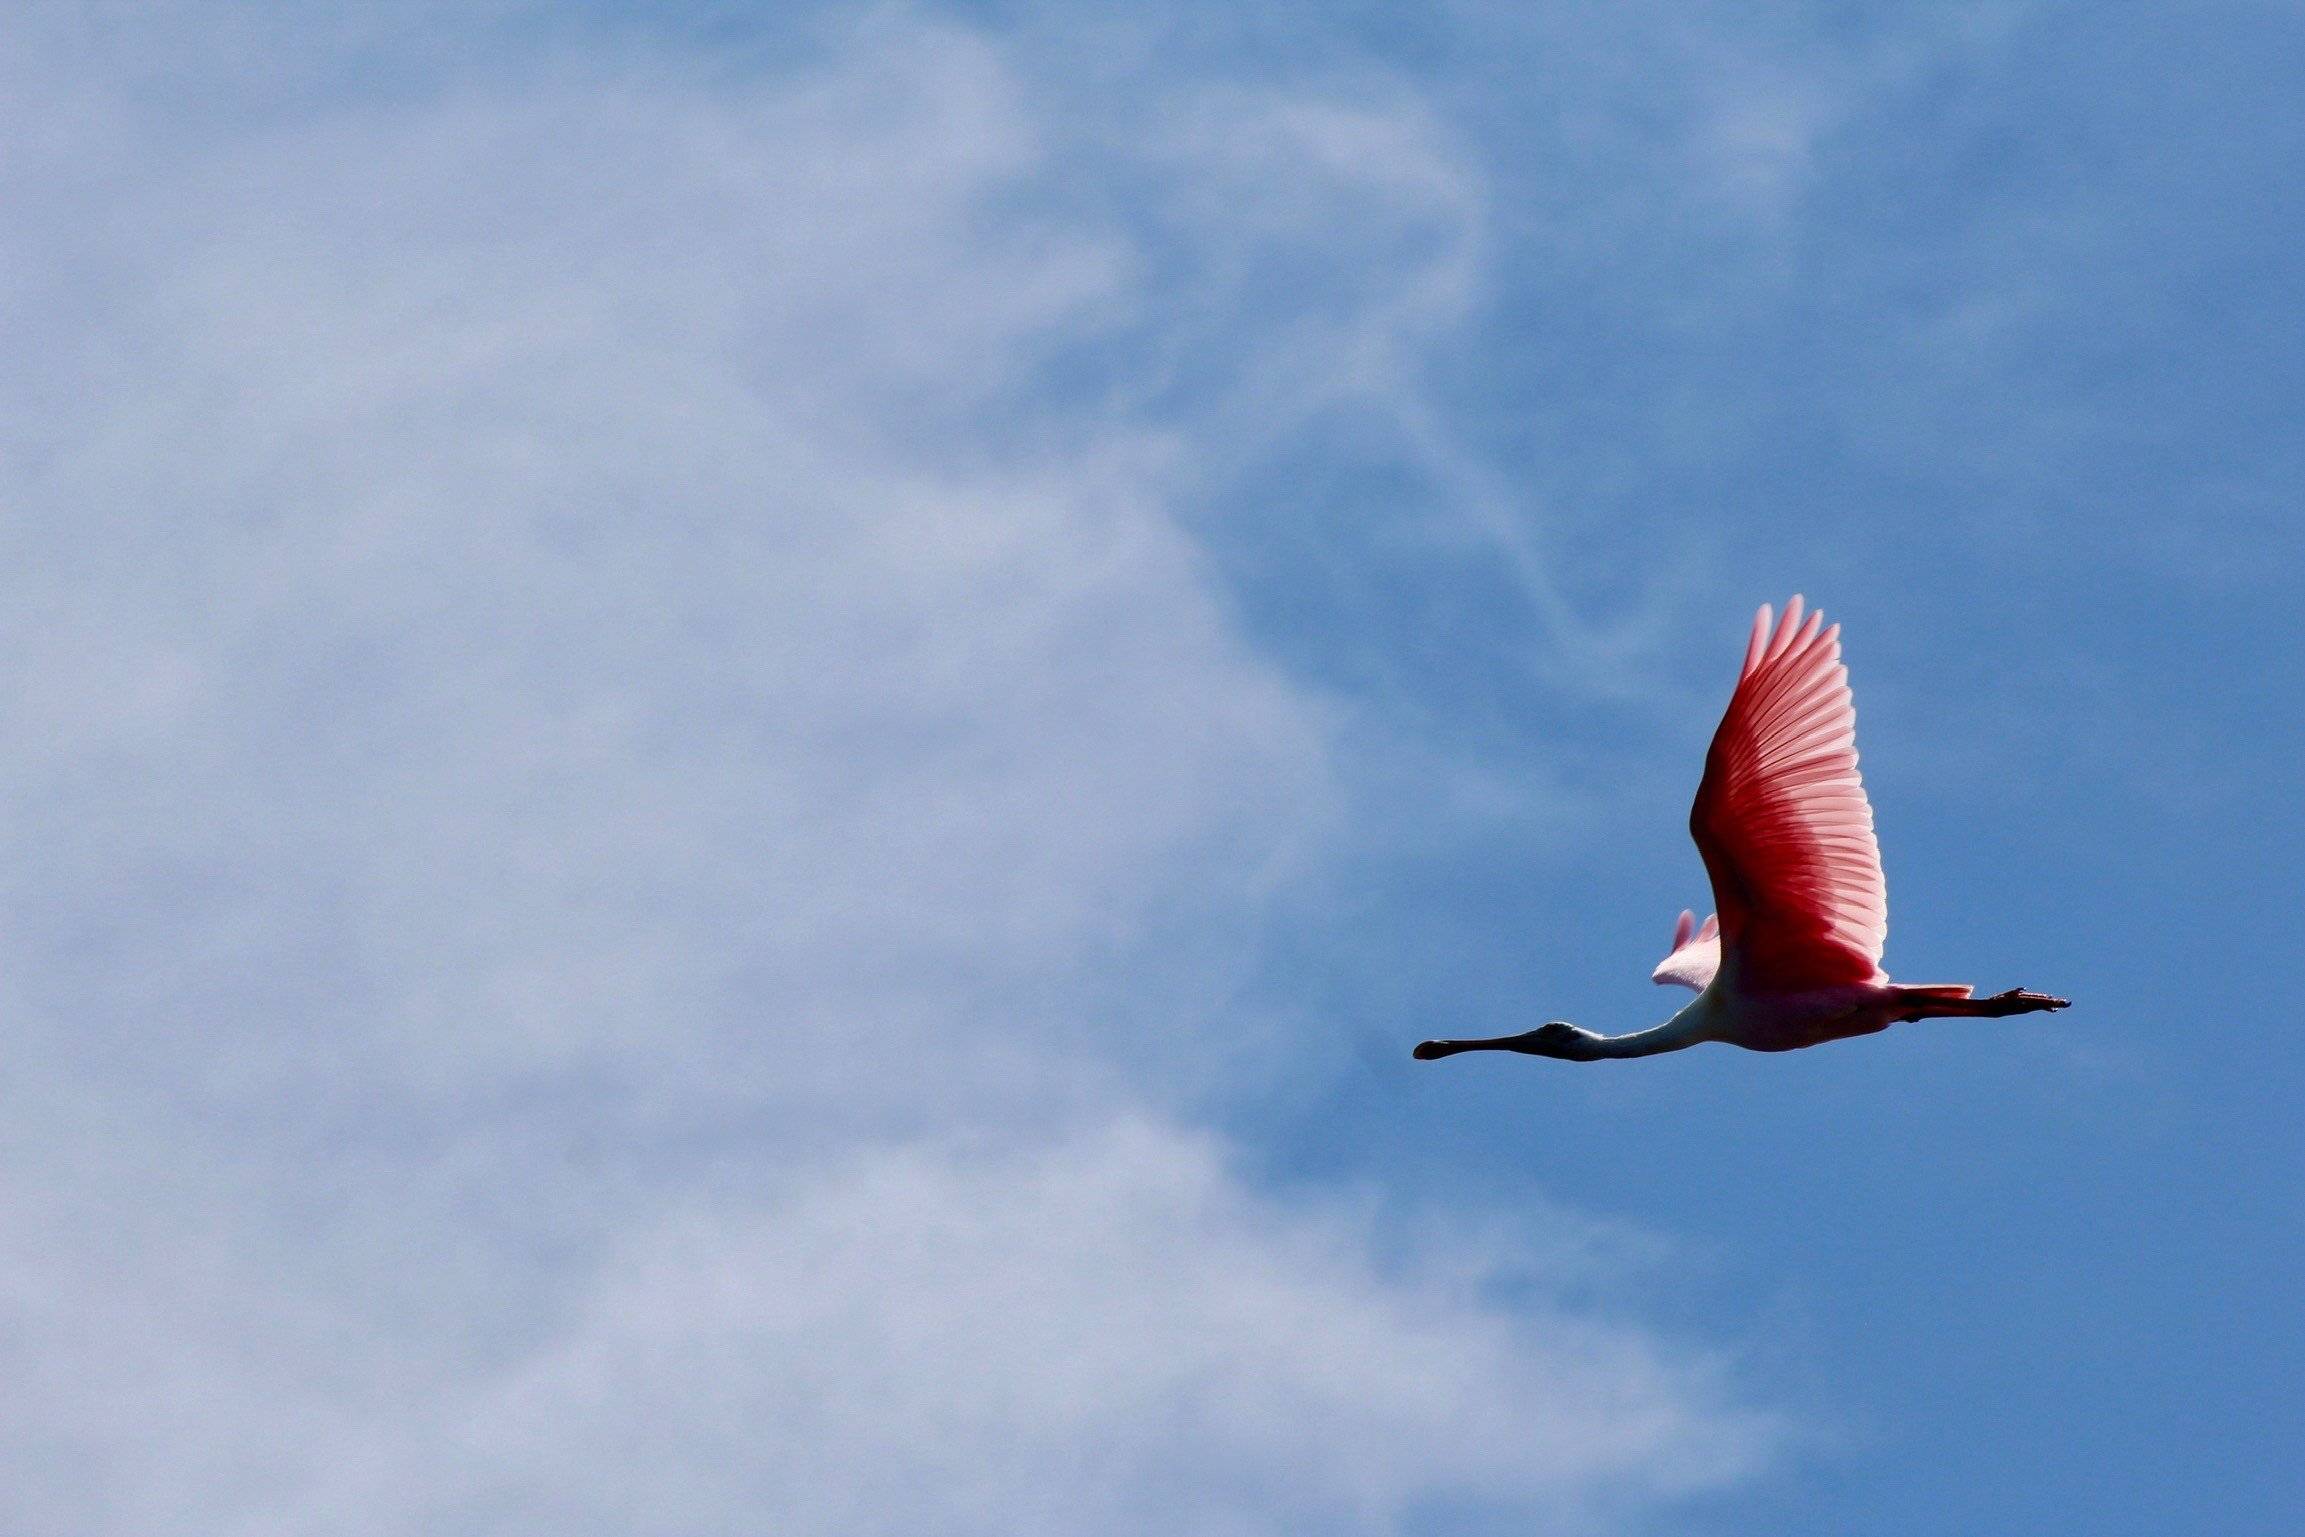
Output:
[{"left": 0, "top": 10, "right": 1774, "bottom": 1532}]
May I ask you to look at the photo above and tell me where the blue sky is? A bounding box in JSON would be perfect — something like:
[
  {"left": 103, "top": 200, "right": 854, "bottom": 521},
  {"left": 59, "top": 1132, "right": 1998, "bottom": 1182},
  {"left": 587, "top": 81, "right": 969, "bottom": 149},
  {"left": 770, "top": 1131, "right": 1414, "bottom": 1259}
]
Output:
[{"left": 2, "top": 2, "right": 2299, "bottom": 1533}]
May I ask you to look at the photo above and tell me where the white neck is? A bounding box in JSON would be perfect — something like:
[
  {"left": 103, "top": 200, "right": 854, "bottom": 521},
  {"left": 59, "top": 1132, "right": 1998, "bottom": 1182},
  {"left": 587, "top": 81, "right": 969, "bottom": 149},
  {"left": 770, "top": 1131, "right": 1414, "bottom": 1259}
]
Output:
[{"left": 1560, "top": 996, "right": 1715, "bottom": 1059}]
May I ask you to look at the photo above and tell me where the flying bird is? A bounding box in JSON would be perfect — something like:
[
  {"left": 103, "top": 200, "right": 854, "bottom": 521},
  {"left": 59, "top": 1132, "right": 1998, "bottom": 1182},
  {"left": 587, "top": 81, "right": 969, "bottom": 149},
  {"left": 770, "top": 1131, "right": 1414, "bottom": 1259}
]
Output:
[{"left": 1414, "top": 597, "right": 2067, "bottom": 1063}]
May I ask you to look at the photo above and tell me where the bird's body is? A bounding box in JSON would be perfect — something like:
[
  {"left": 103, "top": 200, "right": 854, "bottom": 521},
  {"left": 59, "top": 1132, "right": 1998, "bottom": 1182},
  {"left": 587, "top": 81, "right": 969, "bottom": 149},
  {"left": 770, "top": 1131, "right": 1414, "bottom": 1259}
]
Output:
[{"left": 1414, "top": 597, "right": 2066, "bottom": 1064}]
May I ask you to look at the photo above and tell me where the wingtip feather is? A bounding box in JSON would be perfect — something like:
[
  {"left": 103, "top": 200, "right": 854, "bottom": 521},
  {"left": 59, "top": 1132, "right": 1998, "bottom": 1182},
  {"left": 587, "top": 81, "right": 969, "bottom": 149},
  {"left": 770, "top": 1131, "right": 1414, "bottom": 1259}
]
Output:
[
  {"left": 1771, "top": 595, "right": 1806, "bottom": 662},
  {"left": 1742, "top": 604, "right": 1773, "bottom": 677}
]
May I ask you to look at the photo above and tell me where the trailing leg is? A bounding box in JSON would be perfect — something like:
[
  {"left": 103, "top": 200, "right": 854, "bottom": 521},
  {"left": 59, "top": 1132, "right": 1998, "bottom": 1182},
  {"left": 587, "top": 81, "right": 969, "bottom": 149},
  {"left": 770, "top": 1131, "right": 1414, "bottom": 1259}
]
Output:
[{"left": 1895, "top": 986, "right": 2069, "bottom": 1023}]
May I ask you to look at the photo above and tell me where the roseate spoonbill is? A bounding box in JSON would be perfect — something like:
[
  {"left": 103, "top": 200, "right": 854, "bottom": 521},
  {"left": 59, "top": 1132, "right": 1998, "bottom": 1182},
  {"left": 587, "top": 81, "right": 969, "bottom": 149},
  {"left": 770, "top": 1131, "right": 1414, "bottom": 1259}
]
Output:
[{"left": 1413, "top": 597, "right": 2066, "bottom": 1063}]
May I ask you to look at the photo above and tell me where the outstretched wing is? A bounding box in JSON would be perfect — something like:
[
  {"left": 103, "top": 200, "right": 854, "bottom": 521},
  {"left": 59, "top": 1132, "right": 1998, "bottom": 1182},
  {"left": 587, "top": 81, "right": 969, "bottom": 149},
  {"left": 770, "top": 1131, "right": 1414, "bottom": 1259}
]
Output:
[
  {"left": 1689, "top": 596, "right": 1887, "bottom": 993},
  {"left": 1651, "top": 909, "right": 1720, "bottom": 992}
]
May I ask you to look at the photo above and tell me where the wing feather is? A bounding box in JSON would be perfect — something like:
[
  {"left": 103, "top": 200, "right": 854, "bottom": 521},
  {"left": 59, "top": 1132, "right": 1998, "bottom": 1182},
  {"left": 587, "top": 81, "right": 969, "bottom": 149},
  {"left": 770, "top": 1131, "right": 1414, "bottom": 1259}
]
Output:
[
  {"left": 1688, "top": 597, "right": 1888, "bottom": 992},
  {"left": 1652, "top": 909, "right": 1722, "bottom": 992}
]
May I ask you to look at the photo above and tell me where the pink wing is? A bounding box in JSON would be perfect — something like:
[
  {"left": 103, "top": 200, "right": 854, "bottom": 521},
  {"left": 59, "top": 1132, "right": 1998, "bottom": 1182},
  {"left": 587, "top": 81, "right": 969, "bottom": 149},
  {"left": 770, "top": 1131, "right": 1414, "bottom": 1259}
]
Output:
[
  {"left": 1688, "top": 596, "right": 1887, "bottom": 993},
  {"left": 1651, "top": 908, "right": 1720, "bottom": 992}
]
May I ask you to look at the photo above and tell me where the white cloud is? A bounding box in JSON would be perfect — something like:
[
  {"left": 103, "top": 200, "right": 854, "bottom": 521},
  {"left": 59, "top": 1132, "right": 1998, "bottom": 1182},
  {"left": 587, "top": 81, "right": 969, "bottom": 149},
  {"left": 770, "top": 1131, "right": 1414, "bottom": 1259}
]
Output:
[
  {"left": 0, "top": 1118, "right": 1768, "bottom": 1535},
  {"left": 1, "top": 16, "right": 1321, "bottom": 1126},
  {"left": 444, "top": 1122, "right": 1765, "bottom": 1535},
  {"left": 0, "top": 10, "right": 1774, "bottom": 1532}
]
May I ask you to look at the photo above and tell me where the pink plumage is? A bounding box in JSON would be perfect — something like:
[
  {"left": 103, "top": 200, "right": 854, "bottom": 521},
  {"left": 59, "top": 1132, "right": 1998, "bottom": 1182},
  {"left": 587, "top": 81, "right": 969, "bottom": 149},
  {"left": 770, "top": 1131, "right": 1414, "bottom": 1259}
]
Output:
[
  {"left": 1689, "top": 594, "right": 1888, "bottom": 992},
  {"left": 1651, "top": 909, "right": 1719, "bottom": 992}
]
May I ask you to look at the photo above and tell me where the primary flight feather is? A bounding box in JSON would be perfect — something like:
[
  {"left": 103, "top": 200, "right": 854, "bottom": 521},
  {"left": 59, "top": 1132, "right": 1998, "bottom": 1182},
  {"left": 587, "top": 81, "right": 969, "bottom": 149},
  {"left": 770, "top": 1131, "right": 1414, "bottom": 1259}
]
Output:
[{"left": 1415, "top": 597, "right": 2067, "bottom": 1063}]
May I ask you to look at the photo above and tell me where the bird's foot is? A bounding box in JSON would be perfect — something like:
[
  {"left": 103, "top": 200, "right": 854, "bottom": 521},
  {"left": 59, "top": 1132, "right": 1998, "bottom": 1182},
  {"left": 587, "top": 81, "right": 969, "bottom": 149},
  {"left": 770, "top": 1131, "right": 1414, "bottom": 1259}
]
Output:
[{"left": 1983, "top": 988, "right": 2069, "bottom": 1015}]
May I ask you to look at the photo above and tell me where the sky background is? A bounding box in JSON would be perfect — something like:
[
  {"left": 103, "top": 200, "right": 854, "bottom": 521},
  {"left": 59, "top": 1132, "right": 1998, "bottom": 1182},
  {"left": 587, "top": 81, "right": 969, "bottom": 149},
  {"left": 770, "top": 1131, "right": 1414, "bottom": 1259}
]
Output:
[{"left": 3, "top": 1, "right": 2300, "bottom": 1533}]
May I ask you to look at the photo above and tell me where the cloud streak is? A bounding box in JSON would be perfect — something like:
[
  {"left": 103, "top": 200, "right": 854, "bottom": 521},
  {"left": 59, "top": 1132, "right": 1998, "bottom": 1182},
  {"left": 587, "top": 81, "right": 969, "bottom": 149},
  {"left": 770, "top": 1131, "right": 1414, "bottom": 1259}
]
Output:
[{"left": 0, "top": 10, "right": 1774, "bottom": 1532}]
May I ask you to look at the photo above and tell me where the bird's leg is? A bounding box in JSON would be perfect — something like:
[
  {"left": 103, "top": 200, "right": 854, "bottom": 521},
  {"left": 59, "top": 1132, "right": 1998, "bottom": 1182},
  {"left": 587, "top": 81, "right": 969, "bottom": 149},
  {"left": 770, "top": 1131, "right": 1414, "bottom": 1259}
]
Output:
[{"left": 1899, "top": 988, "right": 2070, "bottom": 1022}]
